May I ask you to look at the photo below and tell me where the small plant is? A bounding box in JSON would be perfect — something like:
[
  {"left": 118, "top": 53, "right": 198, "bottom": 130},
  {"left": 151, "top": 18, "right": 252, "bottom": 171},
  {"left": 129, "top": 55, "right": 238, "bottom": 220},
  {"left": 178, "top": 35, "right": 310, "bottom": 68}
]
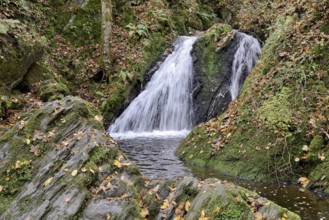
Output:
[
  {"left": 119, "top": 69, "right": 133, "bottom": 82},
  {"left": 125, "top": 22, "right": 150, "bottom": 38}
]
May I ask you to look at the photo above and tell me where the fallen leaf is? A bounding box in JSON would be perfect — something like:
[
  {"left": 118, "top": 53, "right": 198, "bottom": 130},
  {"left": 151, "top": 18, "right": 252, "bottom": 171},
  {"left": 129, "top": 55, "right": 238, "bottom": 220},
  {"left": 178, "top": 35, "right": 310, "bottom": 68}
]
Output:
[
  {"left": 161, "top": 199, "right": 170, "bottom": 209},
  {"left": 201, "top": 210, "right": 206, "bottom": 217},
  {"left": 81, "top": 167, "right": 87, "bottom": 173},
  {"left": 30, "top": 145, "right": 40, "bottom": 156},
  {"left": 141, "top": 207, "right": 150, "bottom": 218},
  {"left": 26, "top": 138, "right": 31, "bottom": 145},
  {"left": 94, "top": 115, "right": 103, "bottom": 122},
  {"left": 44, "top": 177, "right": 52, "bottom": 187},
  {"left": 114, "top": 160, "right": 122, "bottom": 168},
  {"left": 71, "top": 170, "right": 78, "bottom": 176},
  {"left": 0, "top": 185, "right": 3, "bottom": 192}
]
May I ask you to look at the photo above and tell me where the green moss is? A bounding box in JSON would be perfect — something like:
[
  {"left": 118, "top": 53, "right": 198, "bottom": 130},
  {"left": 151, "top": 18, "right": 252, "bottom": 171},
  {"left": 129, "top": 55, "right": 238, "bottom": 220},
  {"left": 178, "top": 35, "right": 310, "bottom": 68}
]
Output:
[
  {"left": 37, "top": 79, "right": 69, "bottom": 101},
  {"left": 256, "top": 87, "right": 294, "bottom": 133},
  {"left": 62, "top": 0, "right": 102, "bottom": 46}
]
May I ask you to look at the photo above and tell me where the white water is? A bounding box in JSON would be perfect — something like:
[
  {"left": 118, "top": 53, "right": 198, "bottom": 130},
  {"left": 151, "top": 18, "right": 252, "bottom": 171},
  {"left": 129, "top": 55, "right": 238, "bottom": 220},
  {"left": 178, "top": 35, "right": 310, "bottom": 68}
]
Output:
[
  {"left": 230, "top": 32, "right": 261, "bottom": 100},
  {"left": 109, "top": 36, "right": 197, "bottom": 135}
]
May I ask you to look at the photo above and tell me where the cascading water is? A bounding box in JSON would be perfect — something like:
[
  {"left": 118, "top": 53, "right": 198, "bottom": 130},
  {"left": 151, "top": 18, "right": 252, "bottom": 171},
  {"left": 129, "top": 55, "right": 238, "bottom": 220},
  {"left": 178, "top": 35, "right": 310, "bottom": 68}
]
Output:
[
  {"left": 108, "top": 36, "right": 197, "bottom": 179},
  {"left": 229, "top": 32, "right": 262, "bottom": 100},
  {"left": 109, "top": 36, "right": 197, "bottom": 134}
]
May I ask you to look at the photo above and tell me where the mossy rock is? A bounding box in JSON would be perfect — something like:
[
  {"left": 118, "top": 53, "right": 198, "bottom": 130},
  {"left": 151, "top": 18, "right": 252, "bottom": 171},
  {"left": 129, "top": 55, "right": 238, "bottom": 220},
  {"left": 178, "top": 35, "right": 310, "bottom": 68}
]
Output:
[
  {"left": 37, "top": 79, "right": 69, "bottom": 101},
  {"left": 0, "top": 96, "right": 143, "bottom": 218},
  {"left": 0, "top": 22, "right": 45, "bottom": 92},
  {"left": 153, "top": 177, "right": 300, "bottom": 219},
  {"left": 17, "top": 60, "right": 55, "bottom": 92}
]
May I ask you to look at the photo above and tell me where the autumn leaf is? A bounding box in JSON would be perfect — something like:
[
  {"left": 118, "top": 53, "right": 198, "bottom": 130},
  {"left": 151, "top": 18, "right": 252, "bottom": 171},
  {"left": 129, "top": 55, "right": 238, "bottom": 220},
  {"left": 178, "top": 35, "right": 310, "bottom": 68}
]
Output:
[
  {"left": 26, "top": 138, "right": 31, "bottom": 145},
  {"left": 30, "top": 145, "right": 40, "bottom": 156},
  {"left": 44, "top": 177, "right": 52, "bottom": 187},
  {"left": 114, "top": 160, "right": 122, "bottom": 168},
  {"left": 161, "top": 199, "right": 170, "bottom": 209},
  {"left": 81, "top": 167, "right": 87, "bottom": 173},
  {"left": 0, "top": 185, "right": 3, "bottom": 192},
  {"left": 185, "top": 200, "right": 191, "bottom": 211},
  {"left": 141, "top": 207, "right": 150, "bottom": 218},
  {"left": 71, "top": 169, "right": 78, "bottom": 176},
  {"left": 94, "top": 115, "right": 103, "bottom": 122}
]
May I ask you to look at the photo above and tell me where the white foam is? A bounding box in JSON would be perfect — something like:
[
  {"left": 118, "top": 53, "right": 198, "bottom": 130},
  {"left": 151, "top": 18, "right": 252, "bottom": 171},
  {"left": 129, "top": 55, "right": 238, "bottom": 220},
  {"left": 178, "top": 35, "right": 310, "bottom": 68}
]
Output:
[{"left": 110, "top": 129, "right": 191, "bottom": 140}]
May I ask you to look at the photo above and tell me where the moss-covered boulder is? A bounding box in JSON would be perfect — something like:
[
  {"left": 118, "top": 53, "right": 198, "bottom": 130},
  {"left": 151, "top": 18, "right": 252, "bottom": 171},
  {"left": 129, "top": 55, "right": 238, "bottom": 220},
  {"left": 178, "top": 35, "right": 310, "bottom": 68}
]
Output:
[
  {"left": 0, "top": 19, "right": 45, "bottom": 93},
  {"left": 143, "top": 177, "right": 300, "bottom": 219},
  {"left": 0, "top": 96, "right": 143, "bottom": 219},
  {"left": 37, "top": 79, "right": 69, "bottom": 101}
]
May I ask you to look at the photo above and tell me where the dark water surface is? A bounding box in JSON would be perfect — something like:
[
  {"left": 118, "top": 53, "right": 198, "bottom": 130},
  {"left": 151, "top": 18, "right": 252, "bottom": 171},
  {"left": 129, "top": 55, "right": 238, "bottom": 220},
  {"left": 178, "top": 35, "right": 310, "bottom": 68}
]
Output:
[{"left": 112, "top": 133, "right": 329, "bottom": 220}]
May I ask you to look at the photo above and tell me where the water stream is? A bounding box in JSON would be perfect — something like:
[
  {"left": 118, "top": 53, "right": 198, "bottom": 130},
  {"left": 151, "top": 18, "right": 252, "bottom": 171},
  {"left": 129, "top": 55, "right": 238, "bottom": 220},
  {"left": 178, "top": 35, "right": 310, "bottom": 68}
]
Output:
[
  {"left": 230, "top": 32, "right": 261, "bottom": 99},
  {"left": 109, "top": 35, "right": 328, "bottom": 219}
]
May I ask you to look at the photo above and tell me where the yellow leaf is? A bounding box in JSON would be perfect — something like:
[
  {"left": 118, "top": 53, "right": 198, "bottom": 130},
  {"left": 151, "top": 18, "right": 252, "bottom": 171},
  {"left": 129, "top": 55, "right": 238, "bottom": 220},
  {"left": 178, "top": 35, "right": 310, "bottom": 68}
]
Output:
[
  {"left": 26, "top": 138, "right": 31, "bottom": 145},
  {"left": 201, "top": 210, "right": 206, "bottom": 217},
  {"left": 161, "top": 199, "right": 170, "bottom": 209},
  {"left": 141, "top": 207, "right": 150, "bottom": 218},
  {"left": 200, "top": 150, "right": 204, "bottom": 154},
  {"left": 89, "top": 168, "right": 95, "bottom": 174},
  {"left": 185, "top": 200, "right": 191, "bottom": 211},
  {"left": 121, "top": 194, "right": 128, "bottom": 199},
  {"left": 189, "top": 154, "right": 193, "bottom": 159},
  {"left": 106, "top": 182, "right": 112, "bottom": 189},
  {"left": 71, "top": 170, "right": 78, "bottom": 176},
  {"left": 145, "top": 181, "right": 150, "bottom": 187},
  {"left": 0, "top": 185, "right": 3, "bottom": 192},
  {"left": 214, "top": 206, "right": 220, "bottom": 214},
  {"left": 44, "top": 177, "right": 52, "bottom": 187},
  {"left": 94, "top": 115, "right": 103, "bottom": 122},
  {"left": 81, "top": 167, "right": 87, "bottom": 173},
  {"left": 114, "top": 160, "right": 122, "bottom": 168}
]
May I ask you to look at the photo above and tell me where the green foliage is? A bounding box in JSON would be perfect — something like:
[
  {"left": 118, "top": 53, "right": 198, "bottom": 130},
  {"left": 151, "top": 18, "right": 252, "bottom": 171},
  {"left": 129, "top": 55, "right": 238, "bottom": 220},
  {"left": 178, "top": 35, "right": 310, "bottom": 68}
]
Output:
[
  {"left": 62, "top": 0, "right": 101, "bottom": 46},
  {"left": 126, "top": 22, "right": 150, "bottom": 38},
  {"left": 218, "top": 209, "right": 242, "bottom": 220},
  {"left": 256, "top": 87, "right": 293, "bottom": 133},
  {"left": 119, "top": 69, "right": 133, "bottom": 83}
]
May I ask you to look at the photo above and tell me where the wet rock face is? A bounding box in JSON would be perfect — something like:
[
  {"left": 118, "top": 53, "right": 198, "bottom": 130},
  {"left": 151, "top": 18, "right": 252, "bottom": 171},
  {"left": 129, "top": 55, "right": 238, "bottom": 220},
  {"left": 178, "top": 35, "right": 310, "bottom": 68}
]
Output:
[
  {"left": 192, "top": 29, "right": 242, "bottom": 125},
  {"left": 0, "top": 96, "right": 142, "bottom": 219}
]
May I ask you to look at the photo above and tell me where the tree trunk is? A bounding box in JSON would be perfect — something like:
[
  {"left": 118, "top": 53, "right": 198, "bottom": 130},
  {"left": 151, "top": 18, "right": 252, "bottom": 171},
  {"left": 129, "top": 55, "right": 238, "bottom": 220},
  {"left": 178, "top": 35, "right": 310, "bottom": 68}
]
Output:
[{"left": 101, "top": 0, "right": 112, "bottom": 80}]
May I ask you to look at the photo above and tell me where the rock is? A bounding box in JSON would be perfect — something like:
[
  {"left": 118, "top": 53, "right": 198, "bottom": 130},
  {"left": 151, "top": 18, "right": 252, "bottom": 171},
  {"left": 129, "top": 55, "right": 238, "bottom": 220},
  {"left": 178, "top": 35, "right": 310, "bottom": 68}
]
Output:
[
  {"left": 192, "top": 23, "right": 236, "bottom": 125},
  {"left": 0, "top": 22, "right": 45, "bottom": 92},
  {"left": 37, "top": 79, "right": 69, "bottom": 101},
  {"left": 0, "top": 96, "right": 142, "bottom": 219},
  {"left": 152, "top": 177, "right": 300, "bottom": 220}
]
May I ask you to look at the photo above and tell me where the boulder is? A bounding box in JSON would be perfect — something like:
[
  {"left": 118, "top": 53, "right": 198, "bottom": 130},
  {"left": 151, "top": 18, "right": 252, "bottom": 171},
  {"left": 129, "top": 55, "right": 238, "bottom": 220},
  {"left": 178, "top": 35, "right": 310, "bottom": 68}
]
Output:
[{"left": 0, "top": 96, "right": 142, "bottom": 219}]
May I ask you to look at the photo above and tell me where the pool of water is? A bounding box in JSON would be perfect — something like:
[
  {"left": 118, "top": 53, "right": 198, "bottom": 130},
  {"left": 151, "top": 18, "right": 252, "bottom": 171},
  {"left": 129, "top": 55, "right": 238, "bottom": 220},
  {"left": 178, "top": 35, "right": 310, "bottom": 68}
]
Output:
[{"left": 112, "top": 133, "right": 329, "bottom": 220}]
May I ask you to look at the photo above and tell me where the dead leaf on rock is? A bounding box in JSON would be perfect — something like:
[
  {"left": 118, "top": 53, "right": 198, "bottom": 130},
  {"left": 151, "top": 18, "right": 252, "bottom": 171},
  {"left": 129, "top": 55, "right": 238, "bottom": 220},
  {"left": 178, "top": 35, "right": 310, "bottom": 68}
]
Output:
[{"left": 30, "top": 145, "right": 40, "bottom": 156}]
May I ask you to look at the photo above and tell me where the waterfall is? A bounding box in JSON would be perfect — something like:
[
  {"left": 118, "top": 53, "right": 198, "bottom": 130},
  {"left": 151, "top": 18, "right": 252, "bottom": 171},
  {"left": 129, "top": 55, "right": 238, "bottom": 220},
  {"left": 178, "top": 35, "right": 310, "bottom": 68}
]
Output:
[
  {"left": 229, "top": 32, "right": 261, "bottom": 100},
  {"left": 109, "top": 36, "right": 197, "bottom": 134}
]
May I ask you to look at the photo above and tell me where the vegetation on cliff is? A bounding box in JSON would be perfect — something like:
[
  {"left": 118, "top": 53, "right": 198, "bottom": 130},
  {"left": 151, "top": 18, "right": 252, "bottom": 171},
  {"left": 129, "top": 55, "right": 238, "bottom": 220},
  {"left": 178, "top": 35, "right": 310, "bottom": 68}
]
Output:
[{"left": 177, "top": 0, "right": 329, "bottom": 196}]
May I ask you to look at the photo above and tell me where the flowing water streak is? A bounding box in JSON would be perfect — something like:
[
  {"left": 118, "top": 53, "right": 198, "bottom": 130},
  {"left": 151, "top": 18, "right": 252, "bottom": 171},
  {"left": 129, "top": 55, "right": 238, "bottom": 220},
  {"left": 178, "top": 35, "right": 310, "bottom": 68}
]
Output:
[
  {"left": 230, "top": 32, "right": 262, "bottom": 100},
  {"left": 109, "top": 36, "right": 197, "bottom": 133}
]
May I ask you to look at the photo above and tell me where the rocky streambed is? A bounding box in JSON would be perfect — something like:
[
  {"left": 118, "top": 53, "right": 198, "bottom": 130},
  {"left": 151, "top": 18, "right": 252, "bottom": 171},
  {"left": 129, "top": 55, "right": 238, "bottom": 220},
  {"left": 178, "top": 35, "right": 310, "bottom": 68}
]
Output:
[{"left": 0, "top": 97, "right": 300, "bottom": 219}]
